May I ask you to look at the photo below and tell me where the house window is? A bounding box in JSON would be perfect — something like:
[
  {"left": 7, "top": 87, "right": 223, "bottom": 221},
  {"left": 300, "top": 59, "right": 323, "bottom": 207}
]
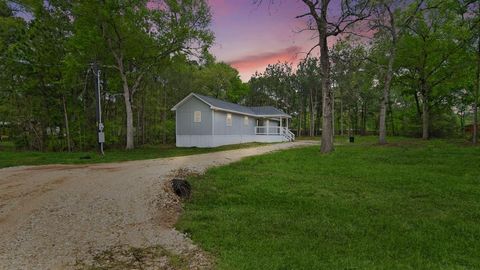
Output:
[
  {"left": 244, "top": 116, "right": 249, "bottom": 126},
  {"left": 226, "top": 113, "right": 232, "bottom": 126},
  {"left": 194, "top": 111, "right": 201, "bottom": 123}
]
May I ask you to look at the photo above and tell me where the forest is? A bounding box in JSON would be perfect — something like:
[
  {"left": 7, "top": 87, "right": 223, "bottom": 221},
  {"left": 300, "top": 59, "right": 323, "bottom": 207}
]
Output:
[{"left": 0, "top": 0, "right": 478, "bottom": 152}]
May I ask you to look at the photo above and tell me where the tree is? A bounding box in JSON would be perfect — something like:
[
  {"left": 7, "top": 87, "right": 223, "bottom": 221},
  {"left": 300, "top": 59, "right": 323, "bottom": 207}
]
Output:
[
  {"left": 296, "top": 0, "right": 370, "bottom": 153},
  {"left": 331, "top": 40, "right": 377, "bottom": 136},
  {"left": 1, "top": 1, "right": 72, "bottom": 150},
  {"left": 369, "top": 0, "right": 427, "bottom": 144},
  {"left": 395, "top": 0, "right": 476, "bottom": 139},
  {"left": 296, "top": 57, "right": 321, "bottom": 136},
  {"left": 195, "top": 61, "right": 248, "bottom": 102},
  {"left": 71, "top": 0, "right": 213, "bottom": 149},
  {"left": 371, "top": 1, "right": 400, "bottom": 143},
  {"left": 247, "top": 62, "right": 296, "bottom": 112},
  {"left": 472, "top": 2, "right": 480, "bottom": 144}
]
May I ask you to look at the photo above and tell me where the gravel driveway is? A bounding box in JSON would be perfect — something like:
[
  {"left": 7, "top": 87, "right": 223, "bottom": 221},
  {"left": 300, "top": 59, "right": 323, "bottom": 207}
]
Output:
[{"left": 0, "top": 141, "right": 317, "bottom": 269}]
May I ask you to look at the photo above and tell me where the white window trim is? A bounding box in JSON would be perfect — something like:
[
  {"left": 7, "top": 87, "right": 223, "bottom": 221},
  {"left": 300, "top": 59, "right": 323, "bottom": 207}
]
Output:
[
  {"left": 226, "top": 113, "right": 232, "bottom": 127},
  {"left": 194, "top": 111, "right": 202, "bottom": 123}
]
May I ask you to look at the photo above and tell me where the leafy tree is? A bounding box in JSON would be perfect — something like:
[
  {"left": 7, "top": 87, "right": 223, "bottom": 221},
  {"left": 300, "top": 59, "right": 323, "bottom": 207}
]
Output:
[
  {"left": 247, "top": 62, "right": 296, "bottom": 112},
  {"left": 395, "top": 0, "right": 475, "bottom": 139},
  {"left": 331, "top": 40, "right": 378, "bottom": 136},
  {"left": 70, "top": 0, "right": 213, "bottom": 149},
  {"left": 296, "top": 57, "right": 321, "bottom": 136},
  {"left": 195, "top": 61, "right": 248, "bottom": 102},
  {"left": 369, "top": 0, "right": 423, "bottom": 144},
  {"left": 0, "top": 0, "right": 26, "bottom": 140},
  {"left": 1, "top": 1, "right": 72, "bottom": 150}
]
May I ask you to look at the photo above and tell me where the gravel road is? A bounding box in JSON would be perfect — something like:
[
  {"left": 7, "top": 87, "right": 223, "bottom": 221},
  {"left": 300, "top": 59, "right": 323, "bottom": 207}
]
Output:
[{"left": 0, "top": 141, "right": 317, "bottom": 269}]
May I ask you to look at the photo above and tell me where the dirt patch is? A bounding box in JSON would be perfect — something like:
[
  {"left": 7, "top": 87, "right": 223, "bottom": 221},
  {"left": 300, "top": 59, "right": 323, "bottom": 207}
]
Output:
[
  {"left": 24, "top": 164, "right": 89, "bottom": 171},
  {"left": 0, "top": 141, "right": 316, "bottom": 269},
  {"left": 90, "top": 166, "right": 124, "bottom": 172},
  {"left": 75, "top": 245, "right": 188, "bottom": 270},
  {"left": 156, "top": 168, "right": 201, "bottom": 228}
]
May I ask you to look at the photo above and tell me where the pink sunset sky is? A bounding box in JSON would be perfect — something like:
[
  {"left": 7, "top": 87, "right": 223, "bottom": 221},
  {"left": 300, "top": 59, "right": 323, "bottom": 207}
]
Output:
[{"left": 208, "top": 0, "right": 319, "bottom": 81}]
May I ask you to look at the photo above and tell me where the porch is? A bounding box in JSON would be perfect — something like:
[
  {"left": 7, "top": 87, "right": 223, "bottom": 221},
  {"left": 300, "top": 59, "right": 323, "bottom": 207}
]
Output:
[{"left": 255, "top": 117, "right": 295, "bottom": 141}]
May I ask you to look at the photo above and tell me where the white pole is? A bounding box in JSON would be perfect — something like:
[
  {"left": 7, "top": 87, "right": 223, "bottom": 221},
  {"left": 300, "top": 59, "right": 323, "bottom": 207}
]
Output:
[
  {"left": 266, "top": 119, "right": 269, "bottom": 135},
  {"left": 280, "top": 117, "right": 283, "bottom": 135}
]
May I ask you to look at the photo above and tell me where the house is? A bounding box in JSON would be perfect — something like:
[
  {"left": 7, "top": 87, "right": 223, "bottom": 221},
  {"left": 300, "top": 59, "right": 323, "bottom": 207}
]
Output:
[{"left": 171, "top": 93, "right": 295, "bottom": 147}]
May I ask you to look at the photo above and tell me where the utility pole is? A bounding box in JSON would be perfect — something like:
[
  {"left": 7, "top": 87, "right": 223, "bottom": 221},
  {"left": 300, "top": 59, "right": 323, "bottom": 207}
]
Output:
[{"left": 93, "top": 62, "right": 105, "bottom": 155}]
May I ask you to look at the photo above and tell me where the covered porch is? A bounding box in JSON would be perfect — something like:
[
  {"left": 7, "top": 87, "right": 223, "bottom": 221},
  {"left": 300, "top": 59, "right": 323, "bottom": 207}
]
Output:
[{"left": 255, "top": 117, "right": 295, "bottom": 141}]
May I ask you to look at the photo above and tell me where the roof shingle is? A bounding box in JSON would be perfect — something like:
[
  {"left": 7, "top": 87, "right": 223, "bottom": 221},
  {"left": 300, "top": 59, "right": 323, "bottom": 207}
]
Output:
[{"left": 181, "top": 93, "right": 290, "bottom": 117}]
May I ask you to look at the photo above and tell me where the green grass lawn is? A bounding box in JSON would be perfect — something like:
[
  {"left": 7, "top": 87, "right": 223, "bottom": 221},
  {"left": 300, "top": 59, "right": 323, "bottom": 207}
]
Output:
[
  {"left": 0, "top": 142, "right": 268, "bottom": 169},
  {"left": 177, "top": 139, "right": 480, "bottom": 269}
]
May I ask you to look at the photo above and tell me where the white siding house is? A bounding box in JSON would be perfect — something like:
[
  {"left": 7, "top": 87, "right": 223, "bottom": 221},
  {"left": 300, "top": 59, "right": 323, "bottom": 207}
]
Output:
[{"left": 171, "top": 93, "right": 295, "bottom": 147}]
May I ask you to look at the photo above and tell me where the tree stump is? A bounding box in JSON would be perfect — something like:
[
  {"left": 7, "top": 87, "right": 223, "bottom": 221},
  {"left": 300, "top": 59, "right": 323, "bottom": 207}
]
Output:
[{"left": 171, "top": 178, "right": 191, "bottom": 199}]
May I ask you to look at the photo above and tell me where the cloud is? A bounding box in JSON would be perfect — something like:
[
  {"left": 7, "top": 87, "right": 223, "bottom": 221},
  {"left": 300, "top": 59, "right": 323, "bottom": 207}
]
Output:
[
  {"left": 227, "top": 46, "right": 302, "bottom": 71},
  {"left": 208, "top": 0, "right": 239, "bottom": 16}
]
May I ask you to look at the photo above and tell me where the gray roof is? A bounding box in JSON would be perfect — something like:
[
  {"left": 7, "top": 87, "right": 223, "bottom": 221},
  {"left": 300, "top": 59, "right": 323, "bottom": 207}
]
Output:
[
  {"left": 172, "top": 93, "right": 290, "bottom": 118},
  {"left": 194, "top": 93, "right": 255, "bottom": 115},
  {"left": 250, "top": 106, "right": 289, "bottom": 116}
]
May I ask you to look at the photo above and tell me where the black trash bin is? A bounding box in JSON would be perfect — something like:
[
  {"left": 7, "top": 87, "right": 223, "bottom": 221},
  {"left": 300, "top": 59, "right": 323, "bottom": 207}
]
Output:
[{"left": 349, "top": 136, "right": 354, "bottom": 143}]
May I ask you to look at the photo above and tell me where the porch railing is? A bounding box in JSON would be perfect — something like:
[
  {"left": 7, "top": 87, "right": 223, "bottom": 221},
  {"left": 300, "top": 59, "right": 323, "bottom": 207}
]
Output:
[
  {"left": 255, "top": 126, "right": 295, "bottom": 141},
  {"left": 255, "top": 126, "right": 281, "bottom": 135}
]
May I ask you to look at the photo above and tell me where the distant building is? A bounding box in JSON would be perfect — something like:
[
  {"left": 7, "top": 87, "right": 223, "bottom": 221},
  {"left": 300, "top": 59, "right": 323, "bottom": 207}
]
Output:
[{"left": 171, "top": 93, "right": 295, "bottom": 147}]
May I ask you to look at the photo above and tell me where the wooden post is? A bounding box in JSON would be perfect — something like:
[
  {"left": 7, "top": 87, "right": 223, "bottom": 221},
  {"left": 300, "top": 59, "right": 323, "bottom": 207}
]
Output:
[
  {"left": 280, "top": 117, "right": 283, "bottom": 135},
  {"left": 266, "top": 119, "right": 269, "bottom": 135}
]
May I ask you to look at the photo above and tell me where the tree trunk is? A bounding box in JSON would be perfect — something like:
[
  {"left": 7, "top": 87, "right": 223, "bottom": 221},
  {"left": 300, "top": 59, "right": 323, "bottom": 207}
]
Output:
[
  {"left": 414, "top": 91, "right": 422, "bottom": 117},
  {"left": 62, "top": 95, "right": 71, "bottom": 152},
  {"left": 319, "top": 34, "right": 334, "bottom": 152},
  {"left": 108, "top": 32, "right": 136, "bottom": 150},
  {"left": 473, "top": 30, "right": 479, "bottom": 144},
  {"left": 332, "top": 91, "right": 335, "bottom": 136},
  {"left": 474, "top": 93, "right": 478, "bottom": 144},
  {"left": 379, "top": 50, "right": 395, "bottom": 144},
  {"left": 364, "top": 103, "right": 367, "bottom": 135},
  {"left": 460, "top": 110, "right": 465, "bottom": 136},
  {"left": 121, "top": 76, "right": 135, "bottom": 150},
  {"left": 378, "top": 3, "right": 397, "bottom": 144},
  {"left": 298, "top": 98, "right": 302, "bottom": 136},
  {"left": 303, "top": 103, "right": 307, "bottom": 136},
  {"left": 422, "top": 95, "right": 429, "bottom": 140},
  {"left": 309, "top": 90, "right": 315, "bottom": 137},
  {"left": 316, "top": 92, "right": 322, "bottom": 136},
  {"left": 142, "top": 93, "right": 146, "bottom": 145},
  {"left": 302, "top": 95, "right": 308, "bottom": 135},
  {"left": 136, "top": 105, "right": 141, "bottom": 145},
  {"left": 163, "top": 87, "right": 167, "bottom": 144},
  {"left": 388, "top": 98, "right": 395, "bottom": 136},
  {"left": 340, "top": 99, "right": 343, "bottom": 136}
]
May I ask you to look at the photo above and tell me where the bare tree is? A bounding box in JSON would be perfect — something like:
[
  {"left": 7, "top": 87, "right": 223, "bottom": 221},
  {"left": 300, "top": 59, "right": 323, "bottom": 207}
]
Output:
[
  {"left": 370, "top": 0, "right": 423, "bottom": 144},
  {"left": 255, "top": 0, "right": 369, "bottom": 152},
  {"left": 371, "top": 1, "right": 397, "bottom": 144},
  {"left": 297, "top": 0, "right": 371, "bottom": 152}
]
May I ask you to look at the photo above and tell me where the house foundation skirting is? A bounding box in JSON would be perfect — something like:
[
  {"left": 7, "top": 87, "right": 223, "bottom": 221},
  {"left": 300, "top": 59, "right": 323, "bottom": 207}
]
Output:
[{"left": 176, "top": 135, "right": 286, "bottom": 148}]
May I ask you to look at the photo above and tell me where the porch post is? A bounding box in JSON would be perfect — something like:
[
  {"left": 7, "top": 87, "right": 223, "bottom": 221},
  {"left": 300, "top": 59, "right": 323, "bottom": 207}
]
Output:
[
  {"left": 286, "top": 118, "right": 289, "bottom": 129},
  {"left": 280, "top": 117, "right": 282, "bottom": 135},
  {"left": 266, "top": 118, "right": 269, "bottom": 135}
]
